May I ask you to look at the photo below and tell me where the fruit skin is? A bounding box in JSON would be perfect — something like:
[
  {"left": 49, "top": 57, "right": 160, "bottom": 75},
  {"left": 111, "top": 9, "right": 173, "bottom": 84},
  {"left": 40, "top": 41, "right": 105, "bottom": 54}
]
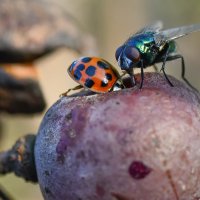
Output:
[{"left": 35, "top": 72, "right": 200, "bottom": 200}]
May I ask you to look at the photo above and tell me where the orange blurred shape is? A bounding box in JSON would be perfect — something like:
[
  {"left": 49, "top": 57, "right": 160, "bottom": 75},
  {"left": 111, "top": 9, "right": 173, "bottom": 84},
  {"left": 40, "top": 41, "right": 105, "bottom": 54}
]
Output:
[{"left": 2, "top": 63, "right": 38, "bottom": 80}]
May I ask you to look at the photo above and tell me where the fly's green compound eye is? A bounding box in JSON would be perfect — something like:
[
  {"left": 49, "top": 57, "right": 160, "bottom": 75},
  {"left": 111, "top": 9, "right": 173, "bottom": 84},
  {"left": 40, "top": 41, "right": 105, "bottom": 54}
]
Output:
[{"left": 124, "top": 46, "right": 140, "bottom": 63}]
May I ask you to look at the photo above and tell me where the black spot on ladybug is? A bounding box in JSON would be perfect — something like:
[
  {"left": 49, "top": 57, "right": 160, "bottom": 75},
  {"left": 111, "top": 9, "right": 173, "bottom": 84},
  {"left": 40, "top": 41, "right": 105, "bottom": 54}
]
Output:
[
  {"left": 73, "top": 70, "right": 82, "bottom": 80},
  {"left": 68, "top": 60, "right": 77, "bottom": 72},
  {"left": 105, "top": 73, "right": 112, "bottom": 80},
  {"left": 101, "top": 80, "right": 108, "bottom": 87},
  {"left": 85, "top": 66, "right": 96, "bottom": 76},
  {"left": 81, "top": 57, "right": 92, "bottom": 63},
  {"left": 76, "top": 64, "right": 85, "bottom": 71},
  {"left": 85, "top": 78, "right": 95, "bottom": 88},
  {"left": 97, "top": 60, "right": 109, "bottom": 69},
  {"left": 129, "top": 160, "right": 152, "bottom": 179},
  {"left": 73, "top": 64, "right": 85, "bottom": 80}
]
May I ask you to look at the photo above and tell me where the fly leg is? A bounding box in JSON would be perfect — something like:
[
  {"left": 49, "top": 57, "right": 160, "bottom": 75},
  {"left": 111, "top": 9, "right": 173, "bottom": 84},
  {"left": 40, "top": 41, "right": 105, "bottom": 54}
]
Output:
[
  {"left": 127, "top": 60, "right": 144, "bottom": 89},
  {"left": 163, "top": 54, "right": 198, "bottom": 92},
  {"left": 160, "top": 46, "right": 174, "bottom": 87},
  {"left": 119, "top": 71, "right": 127, "bottom": 88},
  {"left": 126, "top": 69, "right": 136, "bottom": 87},
  {"left": 140, "top": 60, "right": 144, "bottom": 89}
]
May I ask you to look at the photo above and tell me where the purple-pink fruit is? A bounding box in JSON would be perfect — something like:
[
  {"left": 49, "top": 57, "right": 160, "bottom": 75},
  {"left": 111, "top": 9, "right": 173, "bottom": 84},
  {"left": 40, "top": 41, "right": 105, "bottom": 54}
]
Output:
[{"left": 35, "top": 73, "right": 200, "bottom": 200}]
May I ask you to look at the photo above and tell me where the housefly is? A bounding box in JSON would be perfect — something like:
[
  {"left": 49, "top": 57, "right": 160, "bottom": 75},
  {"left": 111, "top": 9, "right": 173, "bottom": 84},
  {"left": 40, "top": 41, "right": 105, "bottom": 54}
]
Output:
[{"left": 115, "top": 21, "right": 200, "bottom": 90}]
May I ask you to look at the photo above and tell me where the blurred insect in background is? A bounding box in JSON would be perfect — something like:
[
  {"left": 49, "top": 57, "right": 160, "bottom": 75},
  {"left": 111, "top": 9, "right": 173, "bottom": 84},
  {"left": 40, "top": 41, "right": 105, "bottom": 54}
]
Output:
[
  {"left": 61, "top": 57, "right": 124, "bottom": 96},
  {"left": 115, "top": 21, "right": 200, "bottom": 91}
]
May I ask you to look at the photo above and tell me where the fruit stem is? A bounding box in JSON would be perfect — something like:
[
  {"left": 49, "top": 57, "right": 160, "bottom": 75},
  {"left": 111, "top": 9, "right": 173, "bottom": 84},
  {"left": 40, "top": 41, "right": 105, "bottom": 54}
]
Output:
[{"left": 0, "top": 134, "right": 38, "bottom": 183}]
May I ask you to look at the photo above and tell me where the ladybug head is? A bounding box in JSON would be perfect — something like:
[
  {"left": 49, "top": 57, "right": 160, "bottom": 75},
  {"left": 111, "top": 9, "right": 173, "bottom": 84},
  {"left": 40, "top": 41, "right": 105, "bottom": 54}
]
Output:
[{"left": 115, "top": 45, "right": 141, "bottom": 70}]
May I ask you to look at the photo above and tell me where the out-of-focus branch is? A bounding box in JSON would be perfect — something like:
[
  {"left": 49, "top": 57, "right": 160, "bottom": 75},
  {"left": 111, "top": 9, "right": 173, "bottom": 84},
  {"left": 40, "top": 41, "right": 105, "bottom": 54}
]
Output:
[
  {"left": 0, "top": 134, "right": 37, "bottom": 183},
  {"left": 0, "top": 68, "right": 46, "bottom": 114},
  {"left": 0, "top": 0, "right": 97, "bottom": 64}
]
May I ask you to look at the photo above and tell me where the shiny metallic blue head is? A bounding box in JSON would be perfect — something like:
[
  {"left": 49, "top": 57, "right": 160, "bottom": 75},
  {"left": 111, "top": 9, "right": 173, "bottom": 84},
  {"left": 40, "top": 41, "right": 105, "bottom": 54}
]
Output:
[{"left": 115, "top": 45, "right": 141, "bottom": 70}]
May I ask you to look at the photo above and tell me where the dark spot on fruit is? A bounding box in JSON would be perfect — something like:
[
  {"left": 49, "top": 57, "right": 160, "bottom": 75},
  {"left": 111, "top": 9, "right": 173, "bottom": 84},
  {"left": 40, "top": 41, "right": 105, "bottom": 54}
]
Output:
[
  {"left": 56, "top": 136, "right": 68, "bottom": 154},
  {"left": 56, "top": 135, "right": 68, "bottom": 164},
  {"left": 129, "top": 160, "right": 152, "bottom": 179},
  {"left": 44, "top": 170, "right": 50, "bottom": 176},
  {"left": 65, "top": 112, "right": 72, "bottom": 121},
  {"left": 44, "top": 187, "right": 53, "bottom": 196},
  {"left": 116, "top": 101, "right": 120, "bottom": 105},
  {"left": 85, "top": 78, "right": 95, "bottom": 88},
  {"left": 81, "top": 57, "right": 92, "bottom": 63},
  {"left": 76, "top": 150, "right": 86, "bottom": 159},
  {"left": 56, "top": 107, "right": 88, "bottom": 164},
  {"left": 43, "top": 187, "right": 55, "bottom": 198},
  {"left": 128, "top": 130, "right": 133, "bottom": 134},
  {"left": 71, "top": 107, "right": 87, "bottom": 133},
  {"left": 97, "top": 60, "right": 109, "bottom": 69},
  {"left": 46, "top": 112, "right": 51, "bottom": 118},
  {"left": 44, "top": 187, "right": 50, "bottom": 194},
  {"left": 96, "top": 185, "right": 105, "bottom": 197},
  {"left": 85, "top": 66, "right": 96, "bottom": 76}
]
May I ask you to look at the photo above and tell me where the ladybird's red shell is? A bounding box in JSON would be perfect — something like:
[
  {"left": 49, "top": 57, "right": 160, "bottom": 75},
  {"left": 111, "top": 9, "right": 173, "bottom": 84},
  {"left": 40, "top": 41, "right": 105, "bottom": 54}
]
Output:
[{"left": 68, "top": 57, "right": 120, "bottom": 93}]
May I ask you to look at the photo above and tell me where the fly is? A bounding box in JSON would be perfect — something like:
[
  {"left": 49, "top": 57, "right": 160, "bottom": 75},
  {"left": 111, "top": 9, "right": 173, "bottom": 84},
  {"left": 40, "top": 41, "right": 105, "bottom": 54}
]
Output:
[{"left": 115, "top": 21, "right": 200, "bottom": 91}]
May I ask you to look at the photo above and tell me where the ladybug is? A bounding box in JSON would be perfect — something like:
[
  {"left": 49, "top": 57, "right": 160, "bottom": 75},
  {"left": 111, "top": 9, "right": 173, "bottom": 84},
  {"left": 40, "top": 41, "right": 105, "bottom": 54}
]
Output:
[{"left": 61, "top": 57, "right": 124, "bottom": 96}]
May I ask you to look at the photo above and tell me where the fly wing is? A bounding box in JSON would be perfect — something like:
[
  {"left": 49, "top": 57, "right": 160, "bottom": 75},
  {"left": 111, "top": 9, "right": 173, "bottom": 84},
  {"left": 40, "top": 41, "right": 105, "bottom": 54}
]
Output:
[
  {"left": 135, "top": 21, "right": 163, "bottom": 34},
  {"left": 158, "top": 24, "right": 200, "bottom": 42}
]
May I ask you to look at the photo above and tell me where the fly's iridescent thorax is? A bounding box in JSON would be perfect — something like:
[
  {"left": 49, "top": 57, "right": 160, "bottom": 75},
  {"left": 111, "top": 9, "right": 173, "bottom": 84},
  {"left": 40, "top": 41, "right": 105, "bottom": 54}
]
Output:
[
  {"left": 68, "top": 57, "right": 122, "bottom": 93},
  {"left": 127, "top": 33, "right": 155, "bottom": 54},
  {"left": 126, "top": 33, "right": 158, "bottom": 66},
  {"left": 116, "top": 32, "right": 159, "bottom": 70}
]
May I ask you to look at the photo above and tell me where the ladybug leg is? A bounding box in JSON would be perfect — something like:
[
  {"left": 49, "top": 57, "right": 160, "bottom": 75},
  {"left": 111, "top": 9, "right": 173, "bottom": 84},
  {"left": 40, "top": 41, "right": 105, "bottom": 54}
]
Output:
[{"left": 60, "top": 85, "right": 83, "bottom": 97}]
